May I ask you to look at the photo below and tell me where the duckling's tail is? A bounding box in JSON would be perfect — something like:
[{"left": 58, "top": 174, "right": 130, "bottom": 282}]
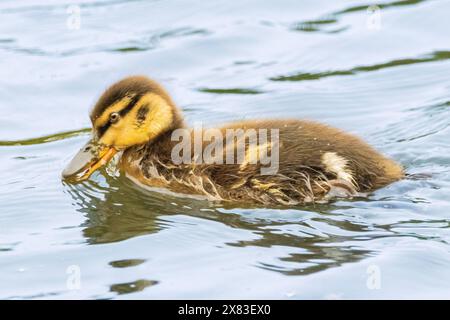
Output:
[{"left": 375, "top": 158, "right": 404, "bottom": 187}]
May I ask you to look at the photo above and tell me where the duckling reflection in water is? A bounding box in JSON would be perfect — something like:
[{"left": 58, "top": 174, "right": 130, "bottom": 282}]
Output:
[
  {"left": 64, "top": 174, "right": 371, "bottom": 275},
  {"left": 62, "top": 76, "right": 404, "bottom": 205}
]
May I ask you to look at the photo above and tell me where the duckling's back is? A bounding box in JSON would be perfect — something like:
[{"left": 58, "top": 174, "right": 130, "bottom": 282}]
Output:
[{"left": 219, "top": 119, "right": 404, "bottom": 191}]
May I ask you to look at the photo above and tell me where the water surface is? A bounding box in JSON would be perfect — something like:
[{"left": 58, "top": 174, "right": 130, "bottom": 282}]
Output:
[{"left": 1, "top": 0, "right": 450, "bottom": 299}]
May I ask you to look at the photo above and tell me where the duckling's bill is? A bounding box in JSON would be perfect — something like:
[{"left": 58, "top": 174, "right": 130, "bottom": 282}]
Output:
[{"left": 62, "top": 139, "right": 117, "bottom": 182}]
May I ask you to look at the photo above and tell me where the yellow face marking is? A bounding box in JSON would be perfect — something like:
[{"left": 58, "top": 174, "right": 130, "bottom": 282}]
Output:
[
  {"left": 144, "top": 93, "right": 174, "bottom": 140},
  {"left": 95, "top": 93, "right": 174, "bottom": 149}
]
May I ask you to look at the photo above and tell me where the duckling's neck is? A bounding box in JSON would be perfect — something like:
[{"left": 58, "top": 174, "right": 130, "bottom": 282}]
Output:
[
  {"left": 154, "top": 114, "right": 185, "bottom": 149},
  {"left": 125, "top": 116, "right": 186, "bottom": 163},
  {"left": 150, "top": 127, "right": 183, "bottom": 155}
]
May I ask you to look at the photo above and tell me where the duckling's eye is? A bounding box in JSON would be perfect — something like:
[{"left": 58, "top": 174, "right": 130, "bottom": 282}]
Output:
[{"left": 109, "top": 112, "right": 120, "bottom": 123}]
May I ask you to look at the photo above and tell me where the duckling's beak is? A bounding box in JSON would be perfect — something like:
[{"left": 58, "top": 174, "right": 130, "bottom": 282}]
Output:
[{"left": 62, "top": 139, "right": 118, "bottom": 182}]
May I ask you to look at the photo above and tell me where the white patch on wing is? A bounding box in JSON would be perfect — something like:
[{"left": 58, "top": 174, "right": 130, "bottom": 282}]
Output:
[{"left": 321, "top": 152, "right": 355, "bottom": 186}]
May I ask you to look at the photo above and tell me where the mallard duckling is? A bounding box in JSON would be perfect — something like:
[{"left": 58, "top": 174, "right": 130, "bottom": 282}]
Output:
[{"left": 63, "top": 76, "right": 404, "bottom": 205}]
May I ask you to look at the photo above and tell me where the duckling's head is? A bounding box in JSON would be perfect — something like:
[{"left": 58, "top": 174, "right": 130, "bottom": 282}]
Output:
[{"left": 62, "top": 75, "right": 183, "bottom": 182}]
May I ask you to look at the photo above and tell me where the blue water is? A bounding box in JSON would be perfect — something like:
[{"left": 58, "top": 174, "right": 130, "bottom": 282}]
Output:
[{"left": 1, "top": 0, "right": 450, "bottom": 299}]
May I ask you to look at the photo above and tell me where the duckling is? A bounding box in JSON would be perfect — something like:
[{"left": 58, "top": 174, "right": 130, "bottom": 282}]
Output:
[{"left": 62, "top": 75, "right": 404, "bottom": 205}]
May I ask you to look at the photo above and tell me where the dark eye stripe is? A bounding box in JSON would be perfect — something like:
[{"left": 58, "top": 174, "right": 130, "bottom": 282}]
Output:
[
  {"left": 97, "top": 121, "right": 111, "bottom": 139},
  {"left": 136, "top": 104, "right": 150, "bottom": 123},
  {"left": 119, "top": 94, "right": 142, "bottom": 117},
  {"left": 97, "top": 94, "right": 143, "bottom": 139}
]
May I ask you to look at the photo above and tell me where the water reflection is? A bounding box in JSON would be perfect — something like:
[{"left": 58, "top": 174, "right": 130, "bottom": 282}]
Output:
[
  {"left": 271, "top": 51, "right": 450, "bottom": 82},
  {"left": 64, "top": 171, "right": 383, "bottom": 276},
  {"left": 110, "top": 279, "right": 158, "bottom": 295},
  {"left": 109, "top": 259, "right": 146, "bottom": 268},
  {"left": 291, "top": 0, "right": 428, "bottom": 33},
  {"left": 65, "top": 175, "right": 166, "bottom": 244}
]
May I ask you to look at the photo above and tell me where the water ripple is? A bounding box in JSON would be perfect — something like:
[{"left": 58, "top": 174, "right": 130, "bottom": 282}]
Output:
[{"left": 271, "top": 51, "right": 450, "bottom": 82}]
